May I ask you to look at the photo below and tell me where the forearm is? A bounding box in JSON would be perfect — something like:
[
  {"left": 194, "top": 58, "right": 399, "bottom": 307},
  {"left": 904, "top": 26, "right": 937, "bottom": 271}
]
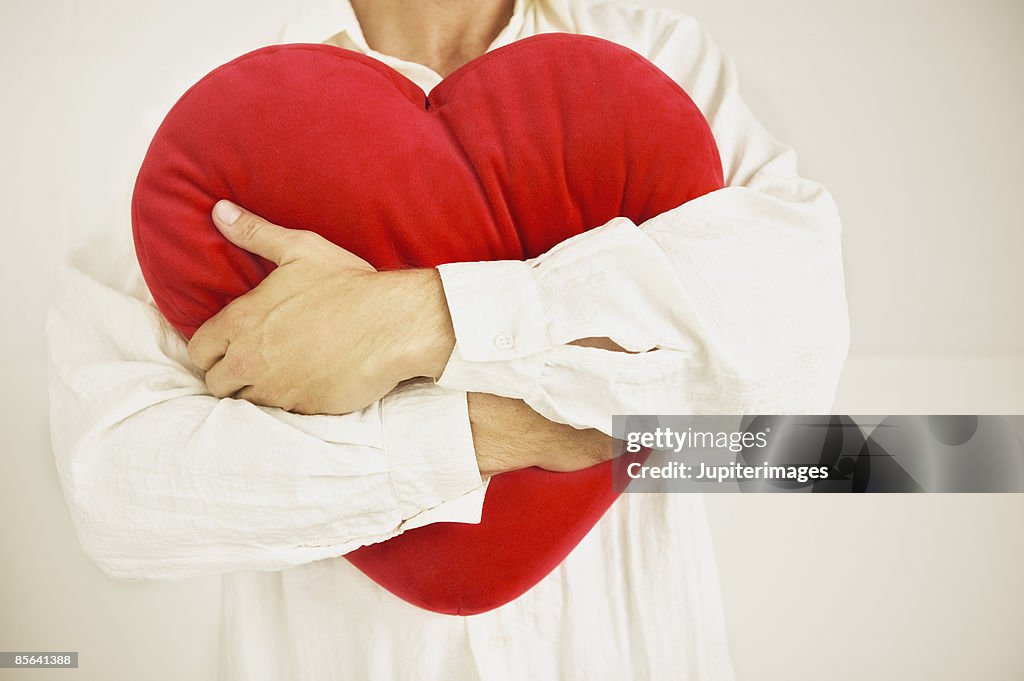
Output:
[
  {"left": 466, "top": 392, "right": 614, "bottom": 477},
  {"left": 422, "top": 21, "right": 852, "bottom": 424},
  {"left": 431, "top": 195, "right": 848, "bottom": 433},
  {"left": 48, "top": 246, "right": 484, "bottom": 579}
]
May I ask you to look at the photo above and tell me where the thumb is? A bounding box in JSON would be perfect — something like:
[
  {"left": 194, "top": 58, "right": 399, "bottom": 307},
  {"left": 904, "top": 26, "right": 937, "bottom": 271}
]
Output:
[{"left": 212, "top": 200, "right": 296, "bottom": 265}]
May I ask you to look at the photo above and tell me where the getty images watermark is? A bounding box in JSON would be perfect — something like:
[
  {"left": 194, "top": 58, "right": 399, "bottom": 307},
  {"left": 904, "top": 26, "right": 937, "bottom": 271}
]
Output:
[{"left": 610, "top": 415, "right": 1024, "bottom": 493}]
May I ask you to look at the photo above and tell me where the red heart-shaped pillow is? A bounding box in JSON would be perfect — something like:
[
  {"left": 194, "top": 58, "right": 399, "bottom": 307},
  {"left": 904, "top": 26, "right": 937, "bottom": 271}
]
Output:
[{"left": 132, "top": 34, "right": 722, "bottom": 615}]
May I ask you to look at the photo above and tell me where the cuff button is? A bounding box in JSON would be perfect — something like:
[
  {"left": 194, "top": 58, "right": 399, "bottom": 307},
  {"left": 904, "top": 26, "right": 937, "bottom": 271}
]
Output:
[{"left": 493, "top": 333, "right": 515, "bottom": 350}]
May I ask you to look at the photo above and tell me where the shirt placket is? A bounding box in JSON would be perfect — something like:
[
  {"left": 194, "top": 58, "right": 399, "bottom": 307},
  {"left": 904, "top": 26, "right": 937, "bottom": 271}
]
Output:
[{"left": 465, "top": 613, "right": 515, "bottom": 680}]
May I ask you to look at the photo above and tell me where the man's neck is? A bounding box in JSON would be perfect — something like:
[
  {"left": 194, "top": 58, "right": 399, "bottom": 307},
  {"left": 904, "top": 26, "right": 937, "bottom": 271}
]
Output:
[{"left": 350, "top": 0, "right": 516, "bottom": 77}]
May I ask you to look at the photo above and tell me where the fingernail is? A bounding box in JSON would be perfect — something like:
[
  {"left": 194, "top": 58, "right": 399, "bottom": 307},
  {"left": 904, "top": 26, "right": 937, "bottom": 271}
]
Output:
[{"left": 214, "top": 200, "right": 242, "bottom": 226}]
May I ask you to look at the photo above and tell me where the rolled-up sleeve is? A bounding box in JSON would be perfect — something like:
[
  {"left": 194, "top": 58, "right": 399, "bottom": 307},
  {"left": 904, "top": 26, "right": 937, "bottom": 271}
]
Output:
[{"left": 47, "top": 231, "right": 484, "bottom": 580}]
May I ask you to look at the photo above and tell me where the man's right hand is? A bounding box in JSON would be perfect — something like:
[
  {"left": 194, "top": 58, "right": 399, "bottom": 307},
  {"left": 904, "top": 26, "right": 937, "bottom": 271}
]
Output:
[{"left": 467, "top": 393, "right": 615, "bottom": 477}]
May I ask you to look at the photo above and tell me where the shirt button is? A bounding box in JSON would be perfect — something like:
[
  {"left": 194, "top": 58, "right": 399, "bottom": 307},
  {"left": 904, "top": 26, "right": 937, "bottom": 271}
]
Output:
[
  {"left": 489, "top": 634, "right": 506, "bottom": 649},
  {"left": 493, "top": 333, "right": 515, "bottom": 350}
]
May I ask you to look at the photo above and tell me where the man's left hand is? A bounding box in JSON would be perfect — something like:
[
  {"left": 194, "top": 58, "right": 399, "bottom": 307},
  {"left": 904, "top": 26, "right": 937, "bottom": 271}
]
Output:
[{"left": 187, "top": 200, "right": 456, "bottom": 415}]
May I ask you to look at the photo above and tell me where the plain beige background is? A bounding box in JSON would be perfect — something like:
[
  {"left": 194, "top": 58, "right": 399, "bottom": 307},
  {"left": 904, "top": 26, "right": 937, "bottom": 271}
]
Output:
[{"left": 1, "top": 0, "right": 1022, "bottom": 679}]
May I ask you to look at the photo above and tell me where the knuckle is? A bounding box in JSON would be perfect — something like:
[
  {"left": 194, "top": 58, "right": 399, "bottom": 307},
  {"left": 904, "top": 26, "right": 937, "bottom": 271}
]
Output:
[
  {"left": 282, "top": 386, "right": 314, "bottom": 414},
  {"left": 226, "top": 351, "right": 251, "bottom": 379},
  {"left": 277, "top": 397, "right": 299, "bottom": 413},
  {"left": 241, "top": 386, "right": 267, "bottom": 406},
  {"left": 243, "top": 383, "right": 291, "bottom": 411},
  {"left": 292, "top": 230, "right": 321, "bottom": 249},
  {"left": 217, "top": 304, "right": 250, "bottom": 338},
  {"left": 207, "top": 377, "right": 232, "bottom": 399},
  {"left": 224, "top": 312, "right": 246, "bottom": 337},
  {"left": 284, "top": 391, "right": 306, "bottom": 413},
  {"left": 236, "top": 216, "right": 266, "bottom": 243}
]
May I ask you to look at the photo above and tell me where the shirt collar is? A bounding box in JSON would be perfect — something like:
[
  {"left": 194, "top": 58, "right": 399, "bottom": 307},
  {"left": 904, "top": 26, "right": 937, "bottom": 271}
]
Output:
[{"left": 280, "top": 0, "right": 575, "bottom": 54}]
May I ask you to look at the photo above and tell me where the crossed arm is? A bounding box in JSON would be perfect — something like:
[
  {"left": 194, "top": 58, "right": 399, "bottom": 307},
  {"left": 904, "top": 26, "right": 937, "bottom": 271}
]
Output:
[
  {"left": 188, "top": 199, "right": 618, "bottom": 476},
  {"left": 47, "top": 21, "right": 849, "bottom": 579}
]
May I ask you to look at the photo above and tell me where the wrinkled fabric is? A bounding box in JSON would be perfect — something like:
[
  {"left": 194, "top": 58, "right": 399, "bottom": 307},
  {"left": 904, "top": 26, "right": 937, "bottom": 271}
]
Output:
[
  {"left": 46, "top": 0, "right": 849, "bottom": 679},
  {"left": 129, "top": 30, "right": 725, "bottom": 615}
]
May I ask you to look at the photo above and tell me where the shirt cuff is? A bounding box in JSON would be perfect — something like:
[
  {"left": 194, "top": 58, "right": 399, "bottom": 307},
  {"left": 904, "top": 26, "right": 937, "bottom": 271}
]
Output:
[
  {"left": 436, "top": 342, "right": 547, "bottom": 399},
  {"left": 435, "top": 258, "right": 551, "bottom": 362},
  {"left": 380, "top": 379, "right": 485, "bottom": 526},
  {"left": 437, "top": 217, "right": 685, "bottom": 358},
  {"left": 435, "top": 217, "right": 694, "bottom": 399}
]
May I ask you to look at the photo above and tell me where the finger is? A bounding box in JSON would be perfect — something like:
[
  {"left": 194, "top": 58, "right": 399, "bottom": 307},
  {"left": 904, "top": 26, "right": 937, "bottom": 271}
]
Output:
[
  {"left": 187, "top": 310, "right": 232, "bottom": 371},
  {"left": 236, "top": 385, "right": 297, "bottom": 412},
  {"left": 212, "top": 200, "right": 300, "bottom": 265},
  {"left": 234, "top": 385, "right": 261, "bottom": 404},
  {"left": 203, "top": 355, "right": 251, "bottom": 399}
]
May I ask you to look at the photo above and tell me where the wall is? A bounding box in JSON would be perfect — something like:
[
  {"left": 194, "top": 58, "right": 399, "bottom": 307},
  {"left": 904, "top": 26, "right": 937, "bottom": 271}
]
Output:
[{"left": 1, "top": 1, "right": 1021, "bottom": 679}]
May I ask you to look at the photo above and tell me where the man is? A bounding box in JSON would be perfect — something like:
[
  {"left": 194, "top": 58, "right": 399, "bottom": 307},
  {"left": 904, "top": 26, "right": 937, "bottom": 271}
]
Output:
[{"left": 47, "top": 0, "right": 850, "bottom": 679}]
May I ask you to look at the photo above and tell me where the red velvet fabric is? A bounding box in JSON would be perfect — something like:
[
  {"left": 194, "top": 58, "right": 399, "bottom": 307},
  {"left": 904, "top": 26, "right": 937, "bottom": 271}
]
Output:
[{"left": 132, "top": 34, "right": 723, "bottom": 615}]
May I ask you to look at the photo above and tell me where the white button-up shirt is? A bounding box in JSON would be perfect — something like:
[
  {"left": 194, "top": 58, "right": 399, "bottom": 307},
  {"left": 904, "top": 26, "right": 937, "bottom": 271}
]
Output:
[{"left": 46, "top": 0, "right": 849, "bottom": 679}]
